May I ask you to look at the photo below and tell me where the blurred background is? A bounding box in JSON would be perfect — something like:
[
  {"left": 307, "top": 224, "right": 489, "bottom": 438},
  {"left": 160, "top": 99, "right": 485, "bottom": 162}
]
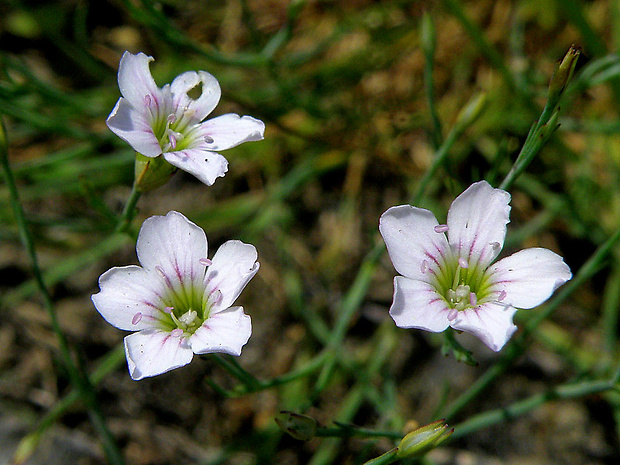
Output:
[{"left": 0, "top": 0, "right": 619, "bottom": 464}]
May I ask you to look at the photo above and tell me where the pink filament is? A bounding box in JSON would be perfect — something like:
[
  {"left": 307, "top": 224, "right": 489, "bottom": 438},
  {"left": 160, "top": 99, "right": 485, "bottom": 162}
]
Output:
[
  {"left": 434, "top": 224, "right": 449, "bottom": 233},
  {"left": 132, "top": 312, "right": 142, "bottom": 325}
]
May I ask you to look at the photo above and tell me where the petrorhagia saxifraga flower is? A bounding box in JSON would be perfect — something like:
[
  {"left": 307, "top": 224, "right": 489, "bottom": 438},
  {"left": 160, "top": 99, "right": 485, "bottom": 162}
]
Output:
[
  {"left": 379, "top": 181, "right": 572, "bottom": 351},
  {"left": 92, "top": 211, "right": 259, "bottom": 380},
  {"left": 106, "top": 51, "right": 265, "bottom": 187}
]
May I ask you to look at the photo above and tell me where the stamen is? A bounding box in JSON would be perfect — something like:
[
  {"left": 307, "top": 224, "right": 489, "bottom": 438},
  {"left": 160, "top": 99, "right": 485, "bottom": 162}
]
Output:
[
  {"left": 167, "top": 113, "right": 176, "bottom": 124},
  {"left": 469, "top": 292, "right": 477, "bottom": 306},
  {"left": 144, "top": 95, "right": 151, "bottom": 106},
  {"left": 164, "top": 306, "right": 174, "bottom": 314},
  {"left": 490, "top": 241, "right": 501, "bottom": 251},
  {"left": 458, "top": 257, "right": 469, "bottom": 269},
  {"left": 199, "top": 258, "right": 212, "bottom": 266},
  {"left": 155, "top": 265, "right": 166, "bottom": 277},
  {"left": 420, "top": 260, "right": 428, "bottom": 274},
  {"left": 447, "top": 308, "right": 458, "bottom": 321},
  {"left": 132, "top": 312, "right": 142, "bottom": 325},
  {"left": 168, "top": 133, "right": 177, "bottom": 150},
  {"left": 498, "top": 290, "right": 507, "bottom": 302},
  {"left": 170, "top": 328, "right": 184, "bottom": 337},
  {"left": 434, "top": 224, "right": 449, "bottom": 233},
  {"left": 204, "top": 135, "right": 214, "bottom": 144}
]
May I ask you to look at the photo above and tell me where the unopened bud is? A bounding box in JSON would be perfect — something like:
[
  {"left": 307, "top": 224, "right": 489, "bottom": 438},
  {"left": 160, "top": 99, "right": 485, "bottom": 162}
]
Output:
[
  {"left": 548, "top": 45, "right": 580, "bottom": 106},
  {"left": 455, "top": 92, "right": 487, "bottom": 130},
  {"left": 396, "top": 419, "right": 453, "bottom": 458},
  {"left": 275, "top": 411, "right": 317, "bottom": 441}
]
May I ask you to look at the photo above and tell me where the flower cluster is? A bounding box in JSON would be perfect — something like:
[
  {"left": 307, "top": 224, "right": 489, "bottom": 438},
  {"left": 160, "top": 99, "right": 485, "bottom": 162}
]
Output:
[
  {"left": 95, "top": 52, "right": 262, "bottom": 379},
  {"left": 379, "top": 181, "right": 572, "bottom": 351},
  {"left": 107, "top": 52, "right": 264, "bottom": 186}
]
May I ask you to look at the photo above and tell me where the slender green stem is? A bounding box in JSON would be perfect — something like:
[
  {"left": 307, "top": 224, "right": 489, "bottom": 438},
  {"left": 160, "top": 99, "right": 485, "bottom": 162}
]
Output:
[
  {"left": 451, "top": 373, "right": 620, "bottom": 440},
  {"left": 0, "top": 117, "right": 125, "bottom": 465},
  {"left": 114, "top": 182, "right": 141, "bottom": 234}
]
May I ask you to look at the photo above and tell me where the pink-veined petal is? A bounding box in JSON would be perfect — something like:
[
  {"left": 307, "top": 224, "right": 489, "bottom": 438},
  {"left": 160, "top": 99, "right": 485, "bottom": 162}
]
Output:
[
  {"left": 162, "top": 149, "right": 228, "bottom": 186},
  {"left": 106, "top": 98, "right": 162, "bottom": 157},
  {"left": 204, "top": 240, "right": 259, "bottom": 313},
  {"left": 189, "top": 306, "right": 251, "bottom": 356},
  {"left": 379, "top": 205, "right": 452, "bottom": 282},
  {"left": 447, "top": 181, "right": 511, "bottom": 269},
  {"left": 197, "top": 114, "right": 265, "bottom": 151},
  {"left": 450, "top": 303, "right": 518, "bottom": 351},
  {"left": 389, "top": 276, "right": 451, "bottom": 332},
  {"left": 124, "top": 330, "right": 193, "bottom": 380},
  {"left": 92, "top": 265, "right": 167, "bottom": 331},
  {"left": 136, "top": 211, "right": 207, "bottom": 295},
  {"left": 171, "top": 71, "right": 221, "bottom": 123},
  {"left": 487, "top": 247, "right": 572, "bottom": 309},
  {"left": 117, "top": 52, "right": 165, "bottom": 112}
]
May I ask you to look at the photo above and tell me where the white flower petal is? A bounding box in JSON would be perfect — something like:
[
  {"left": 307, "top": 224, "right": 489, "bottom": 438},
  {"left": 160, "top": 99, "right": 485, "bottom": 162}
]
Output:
[
  {"left": 117, "top": 52, "right": 164, "bottom": 112},
  {"left": 204, "top": 240, "right": 259, "bottom": 313},
  {"left": 162, "top": 149, "right": 228, "bottom": 186},
  {"left": 92, "top": 265, "right": 167, "bottom": 331},
  {"left": 171, "top": 71, "right": 221, "bottom": 123},
  {"left": 450, "top": 303, "right": 518, "bottom": 351},
  {"left": 389, "top": 276, "right": 451, "bottom": 332},
  {"left": 379, "top": 205, "right": 451, "bottom": 282},
  {"left": 487, "top": 248, "right": 572, "bottom": 309},
  {"left": 197, "top": 114, "right": 265, "bottom": 151},
  {"left": 447, "top": 181, "right": 511, "bottom": 269},
  {"left": 106, "top": 98, "right": 162, "bottom": 157},
  {"left": 189, "top": 306, "right": 251, "bottom": 356},
  {"left": 124, "top": 330, "right": 193, "bottom": 380},
  {"left": 136, "top": 211, "right": 207, "bottom": 294}
]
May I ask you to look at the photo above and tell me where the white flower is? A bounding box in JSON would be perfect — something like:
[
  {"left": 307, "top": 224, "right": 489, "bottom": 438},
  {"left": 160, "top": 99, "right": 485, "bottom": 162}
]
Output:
[
  {"left": 106, "top": 52, "right": 265, "bottom": 186},
  {"left": 379, "top": 181, "right": 572, "bottom": 351},
  {"left": 92, "top": 211, "right": 259, "bottom": 380}
]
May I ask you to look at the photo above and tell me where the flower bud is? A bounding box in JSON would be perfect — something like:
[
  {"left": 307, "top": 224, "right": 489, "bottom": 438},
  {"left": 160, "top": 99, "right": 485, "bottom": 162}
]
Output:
[
  {"left": 548, "top": 45, "right": 580, "bottom": 106},
  {"left": 275, "top": 411, "right": 317, "bottom": 441},
  {"left": 133, "top": 153, "right": 177, "bottom": 192},
  {"left": 396, "top": 419, "right": 453, "bottom": 458}
]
